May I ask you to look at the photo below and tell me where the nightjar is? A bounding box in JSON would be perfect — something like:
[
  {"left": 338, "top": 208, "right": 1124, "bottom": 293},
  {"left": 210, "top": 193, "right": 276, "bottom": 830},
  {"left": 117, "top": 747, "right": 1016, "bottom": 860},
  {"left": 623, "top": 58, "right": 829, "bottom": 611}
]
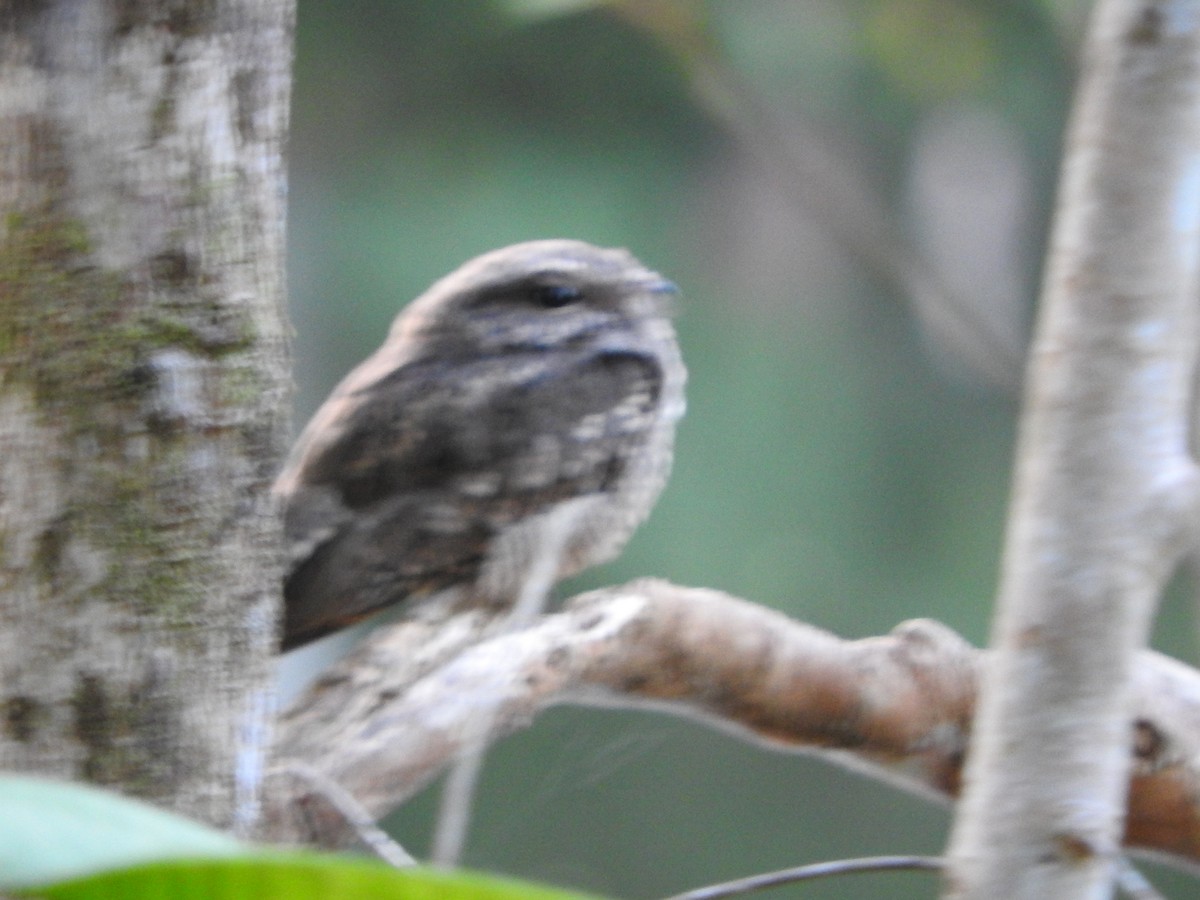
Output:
[{"left": 276, "top": 240, "right": 685, "bottom": 650}]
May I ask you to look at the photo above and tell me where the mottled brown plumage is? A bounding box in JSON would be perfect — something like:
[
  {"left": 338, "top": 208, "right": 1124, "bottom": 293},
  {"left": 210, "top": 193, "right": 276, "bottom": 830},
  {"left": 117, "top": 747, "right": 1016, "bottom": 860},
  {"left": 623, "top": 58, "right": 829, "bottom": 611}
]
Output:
[{"left": 276, "top": 240, "right": 686, "bottom": 650}]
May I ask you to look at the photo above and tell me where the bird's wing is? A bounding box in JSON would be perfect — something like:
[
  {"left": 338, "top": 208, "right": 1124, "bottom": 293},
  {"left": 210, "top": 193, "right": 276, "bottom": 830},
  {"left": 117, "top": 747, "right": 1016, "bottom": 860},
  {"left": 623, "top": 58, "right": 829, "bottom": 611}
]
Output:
[{"left": 279, "top": 347, "right": 662, "bottom": 649}]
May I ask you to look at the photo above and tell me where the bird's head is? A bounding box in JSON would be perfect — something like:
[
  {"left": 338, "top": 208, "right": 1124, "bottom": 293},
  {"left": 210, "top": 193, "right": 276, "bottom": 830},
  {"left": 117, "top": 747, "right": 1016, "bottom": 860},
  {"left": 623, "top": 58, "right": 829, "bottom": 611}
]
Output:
[{"left": 394, "top": 240, "right": 679, "bottom": 357}]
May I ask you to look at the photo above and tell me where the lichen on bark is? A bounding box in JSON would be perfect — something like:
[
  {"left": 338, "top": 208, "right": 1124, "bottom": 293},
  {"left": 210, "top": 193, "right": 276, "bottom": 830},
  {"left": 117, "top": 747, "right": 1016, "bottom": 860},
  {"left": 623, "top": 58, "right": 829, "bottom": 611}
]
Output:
[{"left": 0, "top": 0, "right": 294, "bottom": 830}]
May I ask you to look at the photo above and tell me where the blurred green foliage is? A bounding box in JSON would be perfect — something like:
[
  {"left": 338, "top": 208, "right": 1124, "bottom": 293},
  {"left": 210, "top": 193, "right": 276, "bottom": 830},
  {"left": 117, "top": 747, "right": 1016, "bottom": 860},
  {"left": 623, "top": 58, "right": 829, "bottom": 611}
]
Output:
[{"left": 288, "top": 1, "right": 1197, "bottom": 897}]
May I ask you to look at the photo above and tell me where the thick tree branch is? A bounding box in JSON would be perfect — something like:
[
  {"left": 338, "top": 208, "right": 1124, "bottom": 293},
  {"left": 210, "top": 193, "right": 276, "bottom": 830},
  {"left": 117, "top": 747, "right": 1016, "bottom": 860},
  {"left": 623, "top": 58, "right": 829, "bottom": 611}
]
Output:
[
  {"left": 945, "top": 2, "right": 1200, "bottom": 896},
  {"left": 265, "top": 579, "right": 1200, "bottom": 872}
]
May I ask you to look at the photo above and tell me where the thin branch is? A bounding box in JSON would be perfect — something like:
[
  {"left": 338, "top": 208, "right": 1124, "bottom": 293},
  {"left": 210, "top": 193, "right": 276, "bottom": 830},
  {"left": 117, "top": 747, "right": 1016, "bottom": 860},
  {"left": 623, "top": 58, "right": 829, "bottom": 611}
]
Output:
[
  {"left": 609, "top": 0, "right": 1026, "bottom": 387},
  {"left": 663, "top": 855, "right": 943, "bottom": 900},
  {"left": 279, "top": 764, "right": 415, "bottom": 868},
  {"left": 430, "top": 539, "right": 568, "bottom": 866},
  {"left": 428, "top": 739, "right": 488, "bottom": 866},
  {"left": 1115, "top": 858, "right": 1168, "bottom": 900},
  {"left": 264, "top": 579, "right": 1200, "bottom": 875}
]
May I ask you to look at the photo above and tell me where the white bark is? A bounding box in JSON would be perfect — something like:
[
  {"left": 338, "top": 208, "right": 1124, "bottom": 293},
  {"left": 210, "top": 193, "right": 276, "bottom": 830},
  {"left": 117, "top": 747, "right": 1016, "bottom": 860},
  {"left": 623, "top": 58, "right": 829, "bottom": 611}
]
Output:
[{"left": 944, "top": 2, "right": 1200, "bottom": 896}]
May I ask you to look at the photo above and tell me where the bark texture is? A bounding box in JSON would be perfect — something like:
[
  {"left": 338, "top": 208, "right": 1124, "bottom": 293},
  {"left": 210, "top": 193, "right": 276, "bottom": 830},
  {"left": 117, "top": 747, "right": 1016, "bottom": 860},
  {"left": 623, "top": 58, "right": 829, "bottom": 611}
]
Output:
[
  {"left": 944, "top": 2, "right": 1200, "bottom": 897},
  {"left": 0, "top": 0, "right": 294, "bottom": 831},
  {"left": 266, "top": 581, "right": 1200, "bottom": 874}
]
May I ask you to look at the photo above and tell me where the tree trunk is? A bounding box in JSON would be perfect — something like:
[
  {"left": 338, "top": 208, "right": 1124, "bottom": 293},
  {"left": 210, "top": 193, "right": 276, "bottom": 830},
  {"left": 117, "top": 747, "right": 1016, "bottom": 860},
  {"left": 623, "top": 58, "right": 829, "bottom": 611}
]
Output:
[
  {"left": 944, "top": 1, "right": 1200, "bottom": 896},
  {"left": 0, "top": 0, "right": 294, "bottom": 832}
]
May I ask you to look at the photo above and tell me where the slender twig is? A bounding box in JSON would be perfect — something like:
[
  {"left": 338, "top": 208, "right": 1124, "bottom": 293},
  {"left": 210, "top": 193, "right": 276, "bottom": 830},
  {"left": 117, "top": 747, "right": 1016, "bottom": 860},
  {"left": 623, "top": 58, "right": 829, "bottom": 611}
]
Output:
[
  {"left": 611, "top": 1, "right": 1025, "bottom": 387},
  {"left": 430, "top": 723, "right": 492, "bottom": 866},
  {"left": 663, "top": 854, "right": 943, "bottom": 900},
  {"left": 430, "top": 524, "right": 576, "bottom": 865},
  {"left": 282, "top": 763, "right": 416, "bottom": 868},
  {"left": 1115, "top": 858, "right": 1166, "bottom": 900}
]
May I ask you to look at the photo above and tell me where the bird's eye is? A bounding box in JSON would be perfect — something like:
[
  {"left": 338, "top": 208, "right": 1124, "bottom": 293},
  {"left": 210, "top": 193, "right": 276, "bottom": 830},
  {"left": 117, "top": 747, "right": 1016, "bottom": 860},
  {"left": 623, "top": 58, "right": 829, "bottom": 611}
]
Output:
[{"left": 530, "top": 283, "right": 582, "bottom": 309}]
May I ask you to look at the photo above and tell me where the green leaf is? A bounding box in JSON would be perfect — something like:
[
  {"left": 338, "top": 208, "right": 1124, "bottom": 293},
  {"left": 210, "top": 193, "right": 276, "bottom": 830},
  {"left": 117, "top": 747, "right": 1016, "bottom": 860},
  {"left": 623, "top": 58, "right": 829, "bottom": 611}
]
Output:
[
  {"left": 21, "top": 856, "right": 608, "bottom": 900},
  {"left": 0, "top": 777, "right": 609, "bottom": 899},
  {"left": 0, "top": 775, "right": 249, "bottom": 890}
]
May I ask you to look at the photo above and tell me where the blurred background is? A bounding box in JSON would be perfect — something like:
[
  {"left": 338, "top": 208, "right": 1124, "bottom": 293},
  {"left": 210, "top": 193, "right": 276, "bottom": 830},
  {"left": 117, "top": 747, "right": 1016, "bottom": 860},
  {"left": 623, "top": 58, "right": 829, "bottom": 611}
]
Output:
[{"left": 284, "top": 1, "right": 1198, "bottom": 897}]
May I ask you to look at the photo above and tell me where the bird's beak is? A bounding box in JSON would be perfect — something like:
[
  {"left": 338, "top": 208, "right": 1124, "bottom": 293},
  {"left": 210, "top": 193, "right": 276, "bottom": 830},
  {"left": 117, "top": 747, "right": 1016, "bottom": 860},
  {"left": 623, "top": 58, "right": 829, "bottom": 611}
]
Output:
[
  {"left": 629, "top": 274, "right": 680, "bottom": 316},
  {"left": 636, "top": 275, "right": 679, "bottom": 296}
]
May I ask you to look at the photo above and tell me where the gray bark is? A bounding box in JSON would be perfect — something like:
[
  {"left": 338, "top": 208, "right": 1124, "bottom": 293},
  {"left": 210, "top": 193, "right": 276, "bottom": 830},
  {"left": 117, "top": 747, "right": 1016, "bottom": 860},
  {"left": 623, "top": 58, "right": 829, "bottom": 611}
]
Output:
[{"left": 0, "top": 0, "right": 294, "bottom": 832}]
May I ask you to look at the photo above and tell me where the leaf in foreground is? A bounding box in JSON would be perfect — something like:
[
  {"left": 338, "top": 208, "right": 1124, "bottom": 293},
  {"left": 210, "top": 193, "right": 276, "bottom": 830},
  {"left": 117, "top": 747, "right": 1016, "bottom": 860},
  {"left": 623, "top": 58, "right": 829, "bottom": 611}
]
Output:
[
  {"left": 0, "top": 775, "right": 248, "bottom": 889},
  {"left": 20, "top": 856, "right": 606, "bottom": 900}
]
